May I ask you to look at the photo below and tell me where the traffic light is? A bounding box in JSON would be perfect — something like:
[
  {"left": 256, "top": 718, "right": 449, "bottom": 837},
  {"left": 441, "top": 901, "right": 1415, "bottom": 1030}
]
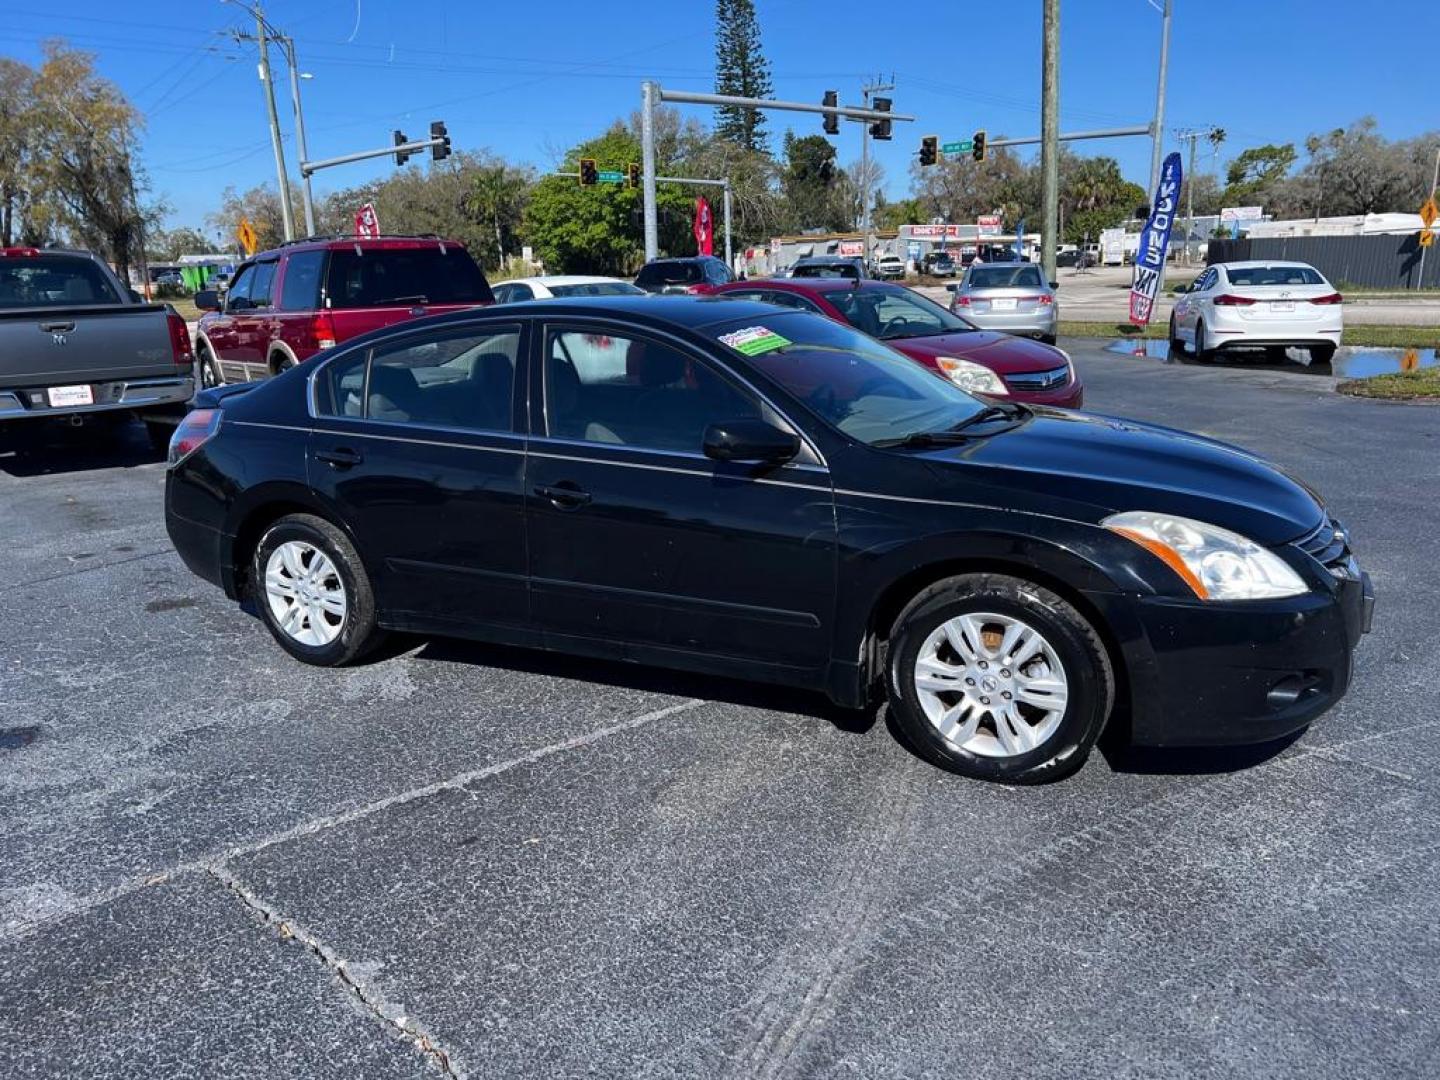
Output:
[
  {"left": 627, "top": 162, "right": 641, "bottom": 189},
  {"left": 394, "top": 130, "right": 416, "bottom": 166},
  {"left": 430, "top": 120, "right": 451, "bottom": 162},
  {"left": 822, "top": 90, "right": 838, "bottom": 136},
  {"left": 919, "top": 135, "right": 938, "bottom": 167},
  {"left": 869, "top": 97, "right": 892, "bottom": 141},
  {"left": 972, "top": 130, "right": 987, "bottom": 163},
  {"left": 578, "top": 158, "right": 598, "bottom": 186}
]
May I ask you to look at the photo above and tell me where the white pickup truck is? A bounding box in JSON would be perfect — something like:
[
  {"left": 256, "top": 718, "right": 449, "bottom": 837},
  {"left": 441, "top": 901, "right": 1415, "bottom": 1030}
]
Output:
[{"left": 0, "top": 247, "right": 195, "bottom": 447}]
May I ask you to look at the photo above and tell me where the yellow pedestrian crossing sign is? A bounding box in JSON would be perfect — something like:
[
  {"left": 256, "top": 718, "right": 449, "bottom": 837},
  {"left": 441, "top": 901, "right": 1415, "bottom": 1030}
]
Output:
[{"left": 1420, "top": 197, "right": 1438, "bottom": 229}]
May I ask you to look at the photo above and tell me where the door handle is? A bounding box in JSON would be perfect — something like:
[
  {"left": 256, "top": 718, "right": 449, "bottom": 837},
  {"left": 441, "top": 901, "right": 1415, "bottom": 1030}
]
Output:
[
  {"left": 534, "top": 482, "right": 592, "bottom": 509},
  {"left": 316, "top": 446, "right": 363, "bottom": 468}
]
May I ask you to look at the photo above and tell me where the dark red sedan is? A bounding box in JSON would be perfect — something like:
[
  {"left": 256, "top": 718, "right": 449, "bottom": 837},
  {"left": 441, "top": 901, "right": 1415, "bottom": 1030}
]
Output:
[{"left": 713, "top": 278, "right": 1081, "bottom": 407}]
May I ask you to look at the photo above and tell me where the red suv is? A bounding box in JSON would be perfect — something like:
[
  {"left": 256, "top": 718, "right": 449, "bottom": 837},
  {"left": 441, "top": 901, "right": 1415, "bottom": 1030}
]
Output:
[{"left": 193, "top": 235, "right": 493, "bottom": 386}]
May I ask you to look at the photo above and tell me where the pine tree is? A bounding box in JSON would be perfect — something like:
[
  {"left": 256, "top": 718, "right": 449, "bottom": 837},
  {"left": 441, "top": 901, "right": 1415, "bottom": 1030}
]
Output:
[{"left": 714, "top": 0, "right": 773, "bottom": 154}]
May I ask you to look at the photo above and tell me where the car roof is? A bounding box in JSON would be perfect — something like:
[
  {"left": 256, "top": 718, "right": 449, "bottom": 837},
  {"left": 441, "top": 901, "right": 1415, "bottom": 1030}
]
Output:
[
  {"left": 249, "top": 235, "right": 467, "bottom": 260},
  {"left": 730, "top": 277, "right": 896, "bottom": 296},
  {"left": 504, "top": 275, "right": 631, "bottom": 287},
  {"left": 641, "top": 256, "right": 719, "bottom": 265},
  {"left": 384, "top": 294, "right": 787, "bottom": 334},
  {"left": 1215, "top": 260, "right": 1320, "bottom": 270}
]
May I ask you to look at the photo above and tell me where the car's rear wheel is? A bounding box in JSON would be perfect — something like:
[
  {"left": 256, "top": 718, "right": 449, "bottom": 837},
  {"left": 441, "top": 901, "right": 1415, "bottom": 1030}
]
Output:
[
  {"left": 1040, "top": 333, "right": 1057, "bottom": 346},
  {"left": 1194, "top": 319, "right": 1216, "bottom": 362},
  {"left": 1168, "top": 313, "right": 1184, "bottom": 355},
  {"left": 887, "top": 573, "right": 1113, "bottom": 784},
  {"left": 252, "top": 514, "right": 384, "bottom": 666},
  {"left": 270, "top": 352, "right": 296, "bottom": 376},
  {"left": 1309, "top": 342, "right": 1337, "bottom": 365}
]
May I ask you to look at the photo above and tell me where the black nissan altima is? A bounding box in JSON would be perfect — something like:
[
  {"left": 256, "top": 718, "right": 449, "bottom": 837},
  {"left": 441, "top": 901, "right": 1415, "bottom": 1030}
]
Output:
[{"left": 164, "top": 296, "right": 1373, "bottom": 784}]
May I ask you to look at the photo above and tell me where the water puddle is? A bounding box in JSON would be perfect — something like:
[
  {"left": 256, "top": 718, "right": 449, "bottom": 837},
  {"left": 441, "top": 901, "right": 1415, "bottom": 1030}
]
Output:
[
  {"left": 0, "top": 726, "right": 40, "bottom": 750},
  {"left": 1332, "top": 348, "right": 1438, "bottom": 380},
  {"left": 1102, "top": 339, "right": 1439, "bottom": 380}
]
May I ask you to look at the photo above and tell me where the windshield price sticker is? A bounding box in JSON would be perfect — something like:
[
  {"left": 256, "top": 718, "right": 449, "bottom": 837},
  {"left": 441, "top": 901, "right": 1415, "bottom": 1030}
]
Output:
[{"left": 718, "top": 326, "right": 792, "bottom": 356}]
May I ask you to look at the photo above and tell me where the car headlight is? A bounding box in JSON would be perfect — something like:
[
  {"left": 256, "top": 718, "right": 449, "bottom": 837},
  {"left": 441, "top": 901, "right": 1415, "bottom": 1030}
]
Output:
[
  {"left": 1103, "top": 511, "right": 1308, "bottom": 600},
  {"left": 935, "top": 356, "right": 1008, "bottom": 395}
]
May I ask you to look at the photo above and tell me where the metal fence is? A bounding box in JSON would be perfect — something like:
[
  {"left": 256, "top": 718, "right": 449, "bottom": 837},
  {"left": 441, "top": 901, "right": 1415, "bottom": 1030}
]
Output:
[{"left": 1206, "top": 234, "right": 1439, "bottom": 290}]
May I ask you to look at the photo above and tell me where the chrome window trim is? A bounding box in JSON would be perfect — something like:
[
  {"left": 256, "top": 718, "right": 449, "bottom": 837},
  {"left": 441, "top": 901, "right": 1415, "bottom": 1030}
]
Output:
[
  {"left": 538, "top": 317, "right": 829, "bottom": 470},
  {"left": 528, "top": 432, "right": 827, "bottom": 475}
]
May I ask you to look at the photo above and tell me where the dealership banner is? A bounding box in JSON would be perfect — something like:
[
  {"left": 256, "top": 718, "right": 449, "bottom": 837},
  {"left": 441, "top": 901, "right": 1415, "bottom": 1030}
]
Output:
[
  {"left": 354, "top": 202, "right": 381, "bottom": 239},
  {"left": 977, "top": 214, "right": 1003, "bottom": 237},
  {"left": 1129, "top": 152, "right": 1183, "bottom": 326},
  {"left": 910, "top": 224, "right": 961, "bottom": 239},
  {"left": 693, "top": 197, "right": 713, "bottom": 256}
]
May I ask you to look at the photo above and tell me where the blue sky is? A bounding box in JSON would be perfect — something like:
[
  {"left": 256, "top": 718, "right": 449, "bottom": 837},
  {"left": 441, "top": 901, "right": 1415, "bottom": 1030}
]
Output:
[{"left": 4, "top": 0, "right": 1436, "bottom": 233}]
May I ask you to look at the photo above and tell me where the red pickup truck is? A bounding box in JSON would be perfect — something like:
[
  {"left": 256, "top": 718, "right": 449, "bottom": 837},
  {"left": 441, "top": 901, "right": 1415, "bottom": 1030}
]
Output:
[{"left": 193, "top": 235, "right": 494, "bottom": 385}]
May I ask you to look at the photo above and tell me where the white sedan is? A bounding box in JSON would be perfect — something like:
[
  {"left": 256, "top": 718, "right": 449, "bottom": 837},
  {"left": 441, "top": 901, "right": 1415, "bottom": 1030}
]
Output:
[
  {"left": 491, "top": 275, "right": 645, "bottom": 302},
  {"left": 1169, "top": 260, "right": 1343, "bottom": 364}
]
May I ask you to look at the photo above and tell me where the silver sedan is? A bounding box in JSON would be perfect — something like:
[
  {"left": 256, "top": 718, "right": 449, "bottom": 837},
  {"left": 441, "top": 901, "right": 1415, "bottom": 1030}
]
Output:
[{"left": 947, "top": 263, "right": 1058, "bottom": 344}]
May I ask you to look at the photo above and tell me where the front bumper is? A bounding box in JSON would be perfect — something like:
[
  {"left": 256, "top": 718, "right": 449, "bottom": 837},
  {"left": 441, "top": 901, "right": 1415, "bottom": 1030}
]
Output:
[
  {"left": 1109, "top": 569, "right": 1372, "bottom": 747},
  {"left": 0, "top": 375, "right": 194, "bottom": 420}
]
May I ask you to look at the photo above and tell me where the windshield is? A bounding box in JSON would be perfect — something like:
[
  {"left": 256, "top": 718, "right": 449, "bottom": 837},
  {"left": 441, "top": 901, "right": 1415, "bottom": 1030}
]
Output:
[
  {"left": 636, "top": 262, "right": 703, "bottom": 286},
  {"left": 0, "top": 256, "right": 121, "bottom": 308},
  {"left": 792, "top": 260, "right": 859, "bottom": 280},
  {"left": 549, "top": 281, "right": 645, "bottom": 297},
  {"left": 323, "top": 247, "right": 493, "bottom": 307},
  {"left": 968, "top": 265, "right": 1045, "bottom": 289},
  {"left": 710, "top": 311, "right": 986, "bottom": 445},
  {"left": 825, "top": 283, "right": 973, "bottom": 340},
  {"left": 1226, "top": 265, "right": 1325, "bottom": 287}
]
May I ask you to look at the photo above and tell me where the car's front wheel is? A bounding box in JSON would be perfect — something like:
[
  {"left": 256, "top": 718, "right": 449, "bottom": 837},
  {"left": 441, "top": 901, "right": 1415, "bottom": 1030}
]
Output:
[
  {"left": 252, "top": 514, "right": 384, "bottom": 666},
  {"left": 887, "top": 573, "right": 1114, "bottom": 784}
]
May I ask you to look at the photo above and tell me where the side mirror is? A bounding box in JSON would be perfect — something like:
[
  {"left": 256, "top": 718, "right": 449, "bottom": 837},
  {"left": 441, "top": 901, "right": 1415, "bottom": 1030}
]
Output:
[
  {"left": 127, "top": 288, "right": 144, "bottom": 304},
  {"left": 703, "top": 419, "right": 800, "bottom": 464},
  {"left": 194, "top": 289, "right": 221, "bottom": 311},
  {"left": 945, "top": 282, "right": 959, "bottom": 292},
  {"left": 1048, "top": 280, "right": 1058, "bottom": 290}
]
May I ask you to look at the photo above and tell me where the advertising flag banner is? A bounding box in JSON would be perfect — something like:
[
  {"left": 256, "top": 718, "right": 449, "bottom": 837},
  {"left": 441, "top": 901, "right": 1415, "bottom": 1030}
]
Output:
[
  {"left": 693, "top": 197, "right": 713, "bottom": 256},
  {"left": 354, "top": 202, "right": 381, "bottom": 239},
  {"left": 1129, "top": 152, "right": 1183, "bottom": 326}
]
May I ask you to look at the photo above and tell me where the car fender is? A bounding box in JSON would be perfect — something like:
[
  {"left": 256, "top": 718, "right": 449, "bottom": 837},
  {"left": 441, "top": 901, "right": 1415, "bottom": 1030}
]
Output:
[{"left": 220, "top": 478, "right": 377, "bottom": 598}]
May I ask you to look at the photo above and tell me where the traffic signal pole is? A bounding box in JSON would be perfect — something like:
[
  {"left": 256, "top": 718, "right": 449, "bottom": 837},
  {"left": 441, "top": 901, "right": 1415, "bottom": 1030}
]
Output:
[
  {"left": 301, "top": 135, "right": 447, "bottom": 176},
  {"left": 640, "top": 82, "right": 914, "bottom": 261}
]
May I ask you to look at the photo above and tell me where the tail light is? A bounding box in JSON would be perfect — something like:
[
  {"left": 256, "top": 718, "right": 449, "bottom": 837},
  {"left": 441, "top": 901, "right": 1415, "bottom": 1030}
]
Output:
[
  {"left": 1036, "top": 294, "right": 1054, "bottom": 305},
  {"left": 1309, "top": 292, "right": 1344, "bottom": 305},
  {"left": 168, "top": 408, "right": 221, "bottom": 467},
  {"left": 312, "top": 311, "right": 337, "bottom": 349},
  {"left": 1212, "top": 294, "right": 1256, "bottom": 306},
  {"left": 166, "top": 311, "right": 194, "bottom": 367},
  {"left": 683, "top": 285, "right": 706, "bottom": 295},
  {"left": 952, "top": 295, "right": 971, "bottom": 307}
]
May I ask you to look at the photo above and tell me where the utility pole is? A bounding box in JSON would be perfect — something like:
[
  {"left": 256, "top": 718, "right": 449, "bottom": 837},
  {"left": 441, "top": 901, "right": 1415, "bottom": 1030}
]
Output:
[
  {"left": 1039, "top": 0, "right": 1060, "bottom": 284},
  {"left": 227, "top": 1, "right": 295, "bottom": 241},
  {"left": 280, "top": 36, "right": 315, "bottom": 237},
  {"left": 859, "top": 75, "right": 894, "bottom": 265},
  {"left": 641, "top": 81, "right": 659, "bottom": 261},
  {"left": 1148, "top": 0, "right": 1174, "bottom": 199},
  {"left": 1418, "top": 146, "right": 1440, "bottom": 289}
]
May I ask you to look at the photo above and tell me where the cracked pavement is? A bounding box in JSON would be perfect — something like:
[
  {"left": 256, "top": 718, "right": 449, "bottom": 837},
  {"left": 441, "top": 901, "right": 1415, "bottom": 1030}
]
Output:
[{"left": 2, "top": 343, "right": 1437, "bottom": 1078}]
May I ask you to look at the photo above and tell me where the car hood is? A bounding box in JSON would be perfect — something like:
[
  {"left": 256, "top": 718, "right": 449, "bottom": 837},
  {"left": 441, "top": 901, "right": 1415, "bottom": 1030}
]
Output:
[
  {"left": 892, "top": 332, "right": 1063, "bottom": 374},
  {"left": 911, "top": 408, "right": 1325, "bottom": 545}
]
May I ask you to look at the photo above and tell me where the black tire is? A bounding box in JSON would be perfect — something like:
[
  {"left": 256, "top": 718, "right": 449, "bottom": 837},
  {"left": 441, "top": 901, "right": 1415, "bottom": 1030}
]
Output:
[
  {"left": 251, "top": 514, "right": 384, "bottom": 666},
  {"left": 1309, "top": 342, "right": 1336, "bottom": 366},
  {"left": 1193, "top": 319, "right": 1216, "bottom": 363},
  {"left": 270, "top": 352, "right": 296, "bottom": 376},
  {"left": 887, "top": 573, "right": 1114, "bottom": 784},
  {"left": 1039, "top": 333, "right": 1057, "bottom": 346},
  {"left": 1168, "top": 313, "right": 1184, "bottom": 356},
  {"left": 143, "top": 419, "right": 173, "bottom": 454},
  {"left": 196, "top": 344, "right": 222, "bottom": 388}
]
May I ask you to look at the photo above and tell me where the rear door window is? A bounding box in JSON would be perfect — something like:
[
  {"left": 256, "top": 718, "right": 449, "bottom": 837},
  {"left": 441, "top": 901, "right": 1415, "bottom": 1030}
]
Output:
[
  {"left": 279, "top": 250, "right": 326, "bottom": 311},
  {"left": 324, "top": 247, "right": 494, "bottom": 308},
  {"left": 248, "top": 260, "right": 279, "bottom": 308},
  {"left": 635, "top": 262, "right": 702, "bottom": 288},
  {"left": 0, "top": 255, "right": 121, "bottom": 308}
]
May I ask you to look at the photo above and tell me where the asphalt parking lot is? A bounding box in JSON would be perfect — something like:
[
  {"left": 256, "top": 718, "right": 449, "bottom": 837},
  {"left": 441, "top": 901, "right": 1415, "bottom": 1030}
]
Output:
[{"left": 3, "top": 341, "right": 1438, "bottom": 1079}]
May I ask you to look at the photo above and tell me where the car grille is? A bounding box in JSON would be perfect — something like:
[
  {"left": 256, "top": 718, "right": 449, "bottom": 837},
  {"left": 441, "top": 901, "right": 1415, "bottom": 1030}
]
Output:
[
  {"left": 1003, "top": 365, "right": 1070, "bottom": 392},
  {"left": 1295, "top": 515, "right": 1358, "bottom": 579}
]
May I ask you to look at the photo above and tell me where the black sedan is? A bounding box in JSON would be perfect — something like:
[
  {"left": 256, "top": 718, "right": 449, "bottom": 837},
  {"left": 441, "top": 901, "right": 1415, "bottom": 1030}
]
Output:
[{"left": 164, "top": 297, "right": 1373, "bottom": 784}]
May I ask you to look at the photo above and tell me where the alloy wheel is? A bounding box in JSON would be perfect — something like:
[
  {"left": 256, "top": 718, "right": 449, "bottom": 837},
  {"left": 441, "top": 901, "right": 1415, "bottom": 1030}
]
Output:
[
  {"left": 912, "top": 611, "right": 1069, "bottom": 758},
  {"left": 264, "top": 541, "right": 347, "bottom": 647}
]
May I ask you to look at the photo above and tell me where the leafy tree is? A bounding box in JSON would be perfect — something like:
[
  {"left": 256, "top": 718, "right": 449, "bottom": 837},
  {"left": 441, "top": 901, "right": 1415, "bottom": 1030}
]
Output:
[
  {"left": 780, "top": 133, "right": 849, "bottom": 233},
  {"left": 1222, "top": 143, "right": 1297, "bottom": 205},
  {"left": 24, "top": 42, "right": 153, "bottom": 277},
  {"left": 466, "top": 162, "right": 532, "bottom": 270},
  {"left": 0, "top": 58, "right": 35, "bottom": 246},
  {"left": 873, "top": 195, "right": 925, "bottom": 231},
  {"left": 713, "top": 0, "right": 772, "bottom": 153},
  {"left": 209, "top": 182, "right": 299, "bottom": 252},
  {"left": 910, "top": 143, "right": 1029, "bottom": 228},
  {"left": 147, "top": 226, "right": 212, "bottom": 262},
  {"left": 1299, "top": 117, "right": 1431, "bottom": 216},
  {"left": 524, "top": 125, "right": 692, "bottom": 273}
]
